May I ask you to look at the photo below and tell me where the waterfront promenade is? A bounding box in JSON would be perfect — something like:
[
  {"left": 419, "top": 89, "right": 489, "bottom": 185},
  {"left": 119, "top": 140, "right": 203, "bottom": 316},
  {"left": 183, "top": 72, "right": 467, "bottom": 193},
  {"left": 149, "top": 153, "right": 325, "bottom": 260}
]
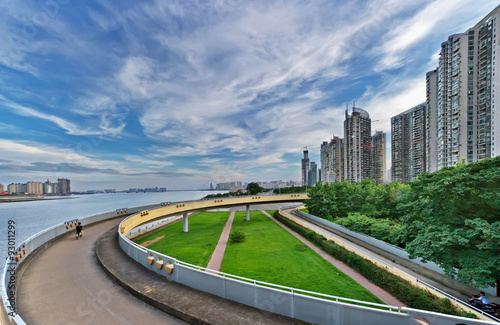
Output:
[
  {"left": 16, "top": 218, "right": 186, "bottom": 325},
  {"left": 16, "top": 204, "right": 307, "bottom": 324},
  {"left": 12, "top": 198, "right": 493, "bottom": 324}
]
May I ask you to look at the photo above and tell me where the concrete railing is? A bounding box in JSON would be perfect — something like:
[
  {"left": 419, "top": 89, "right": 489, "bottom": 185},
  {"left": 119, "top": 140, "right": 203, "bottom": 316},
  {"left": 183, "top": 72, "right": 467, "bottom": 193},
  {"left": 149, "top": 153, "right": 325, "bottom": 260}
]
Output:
[{"left": 117, "top": 204, "right": 497, "bottom": 325}]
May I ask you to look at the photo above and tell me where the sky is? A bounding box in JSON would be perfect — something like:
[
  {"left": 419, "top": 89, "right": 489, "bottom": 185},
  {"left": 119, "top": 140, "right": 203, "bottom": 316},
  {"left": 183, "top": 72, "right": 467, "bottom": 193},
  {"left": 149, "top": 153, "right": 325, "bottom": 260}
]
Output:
[{"left": 0, "top": 0, "right": 497, "bottom": 191}]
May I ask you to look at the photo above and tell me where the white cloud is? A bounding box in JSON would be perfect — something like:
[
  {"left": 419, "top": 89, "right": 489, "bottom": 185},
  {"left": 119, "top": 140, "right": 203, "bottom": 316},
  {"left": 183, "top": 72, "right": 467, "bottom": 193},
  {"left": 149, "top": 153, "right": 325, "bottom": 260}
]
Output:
[
  {"left": 375, "top": 0, "right": 499, "bottom": 71},
  {"left": 360, "top": 76, "right": 426, "bottom": 132}
]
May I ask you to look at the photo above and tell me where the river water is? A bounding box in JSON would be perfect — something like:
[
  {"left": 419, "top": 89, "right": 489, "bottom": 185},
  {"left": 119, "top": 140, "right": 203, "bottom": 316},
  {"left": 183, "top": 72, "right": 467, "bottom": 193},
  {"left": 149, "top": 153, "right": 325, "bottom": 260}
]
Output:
[{"left": 0, "top": 191, "right": 218, "bottom": 261}]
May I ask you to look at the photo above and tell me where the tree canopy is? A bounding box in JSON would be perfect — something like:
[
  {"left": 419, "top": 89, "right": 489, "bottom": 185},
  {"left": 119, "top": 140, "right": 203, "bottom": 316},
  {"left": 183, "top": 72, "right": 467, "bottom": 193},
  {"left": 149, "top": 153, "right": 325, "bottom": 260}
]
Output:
[
  {"left": 246, "top": 182, "right": 264, "bottom": 195},
  {"left": 305, "top": 156, "right": 500, "bottom": 289},
  {"left": 399, "top": 156, "right": 500, "bottom": 288},
  {"left": 306, "top": 178, "right": 407, "bottom": 220}
]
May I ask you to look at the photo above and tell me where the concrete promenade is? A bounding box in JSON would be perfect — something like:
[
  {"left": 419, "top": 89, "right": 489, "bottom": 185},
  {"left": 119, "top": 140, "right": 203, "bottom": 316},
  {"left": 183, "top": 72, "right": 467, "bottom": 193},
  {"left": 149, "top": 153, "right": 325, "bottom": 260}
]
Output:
[
  {"left": 16, "top": 218, "right": 186, "bottom": 325},
  {"left": 15, "top": 200, "right": 488, "bottom": 324},
  {"left": 17, "top": 215, "right": 307, "bottom": 324}
]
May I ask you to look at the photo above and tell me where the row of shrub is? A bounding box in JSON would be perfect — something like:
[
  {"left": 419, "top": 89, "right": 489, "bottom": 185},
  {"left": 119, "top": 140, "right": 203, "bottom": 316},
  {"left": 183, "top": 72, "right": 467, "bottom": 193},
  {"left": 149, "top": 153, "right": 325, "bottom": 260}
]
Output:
[
  {"left": 272, "top": 186, "right": 307, "bottom": 194},
  {"left": 273, "top": 211, "right": 475, "bottom": 319}
]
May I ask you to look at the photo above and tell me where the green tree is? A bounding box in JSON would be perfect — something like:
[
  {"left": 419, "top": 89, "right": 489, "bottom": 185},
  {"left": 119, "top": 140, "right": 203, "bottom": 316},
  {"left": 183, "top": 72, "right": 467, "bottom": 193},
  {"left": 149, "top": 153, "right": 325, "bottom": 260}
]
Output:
[
  {"left": 400, "top": 157, "right": 500, "bottom": 288},
  {"left": 246, "top": 182, "right": 263, "bottom": 195}
]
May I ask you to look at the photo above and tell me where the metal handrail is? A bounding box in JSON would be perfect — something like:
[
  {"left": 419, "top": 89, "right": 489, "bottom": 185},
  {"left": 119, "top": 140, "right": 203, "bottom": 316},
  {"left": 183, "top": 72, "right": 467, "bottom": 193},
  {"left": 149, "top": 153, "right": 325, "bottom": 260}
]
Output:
[{"left": 416, "top": 279, "right": 500, "bottom": 322}]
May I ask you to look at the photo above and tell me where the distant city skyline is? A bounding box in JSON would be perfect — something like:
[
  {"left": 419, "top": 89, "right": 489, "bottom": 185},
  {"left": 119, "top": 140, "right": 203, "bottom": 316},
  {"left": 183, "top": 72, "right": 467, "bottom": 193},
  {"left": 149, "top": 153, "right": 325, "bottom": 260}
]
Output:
[{"left": 1, "top": 1, "right": 498, "bottom": 191}]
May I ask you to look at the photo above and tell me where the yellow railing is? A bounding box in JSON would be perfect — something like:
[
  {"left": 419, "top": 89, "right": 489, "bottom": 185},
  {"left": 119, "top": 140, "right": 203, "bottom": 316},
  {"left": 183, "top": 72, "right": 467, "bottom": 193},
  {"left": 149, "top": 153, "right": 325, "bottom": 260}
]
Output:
[{"left": 120, "top": 194, "right": 308, "bottom": 236}]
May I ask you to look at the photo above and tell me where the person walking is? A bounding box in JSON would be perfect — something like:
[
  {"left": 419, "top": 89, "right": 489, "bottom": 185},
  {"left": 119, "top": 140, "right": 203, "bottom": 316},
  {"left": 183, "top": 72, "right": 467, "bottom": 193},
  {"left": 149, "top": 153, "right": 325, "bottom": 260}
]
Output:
[{"left": 76, "top": 222, "right": 84, "bottom": 240}]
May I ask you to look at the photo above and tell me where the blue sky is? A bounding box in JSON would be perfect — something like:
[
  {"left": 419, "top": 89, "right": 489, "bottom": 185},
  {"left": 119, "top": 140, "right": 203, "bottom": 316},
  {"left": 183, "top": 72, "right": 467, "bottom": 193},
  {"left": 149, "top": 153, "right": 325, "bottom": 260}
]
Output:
[{"left": 0, "top": 0, "right": 497, "bottom": 191}]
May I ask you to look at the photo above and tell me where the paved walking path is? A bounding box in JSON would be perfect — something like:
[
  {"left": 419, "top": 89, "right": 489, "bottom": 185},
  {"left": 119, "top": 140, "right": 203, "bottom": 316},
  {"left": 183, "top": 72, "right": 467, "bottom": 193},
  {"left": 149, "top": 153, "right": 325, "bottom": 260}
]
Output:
[
  {"left": 283, "top": 208, "right": 493, "bottom": 303},
  {"left": 261, "top": 210, "right": 405, "bottom": 307},
  {"left": 17, "top": 214, "right": 307, "bottom": 325},
  {"left": 206, "top": 211, "right": 235, "bottom": 273},
  {"left": 17, "top": 218, "right": 186, "bottom": 325}
]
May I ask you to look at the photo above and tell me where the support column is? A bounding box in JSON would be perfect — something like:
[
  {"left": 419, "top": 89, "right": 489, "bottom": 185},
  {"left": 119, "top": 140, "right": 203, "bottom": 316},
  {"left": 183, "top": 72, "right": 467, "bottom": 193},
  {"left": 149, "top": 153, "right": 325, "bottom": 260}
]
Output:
[
  {"left": 246, "top": 205, "right": 250, "bottom": 221},
  {"left": 183, "top": 213, "right": 188, "bottom": 232}
]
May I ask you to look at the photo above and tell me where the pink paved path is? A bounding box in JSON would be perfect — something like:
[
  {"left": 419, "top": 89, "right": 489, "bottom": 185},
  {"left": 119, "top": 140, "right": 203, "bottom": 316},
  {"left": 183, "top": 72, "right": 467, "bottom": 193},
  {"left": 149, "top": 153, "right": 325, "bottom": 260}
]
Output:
[
  {"left": 206, "top": 211, "right": 236, "bottom": 273},
  {"left": 261, "top": 210, "right": 405, "bottom": 307}
]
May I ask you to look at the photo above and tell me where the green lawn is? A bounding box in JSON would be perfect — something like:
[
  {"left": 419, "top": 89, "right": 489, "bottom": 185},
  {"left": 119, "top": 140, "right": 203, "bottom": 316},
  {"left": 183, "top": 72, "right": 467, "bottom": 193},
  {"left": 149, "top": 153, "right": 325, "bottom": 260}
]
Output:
[
  {"left": 221, "top": 210, "right": 382, "bottom": 303},
  {"left": 135, "top": 211, "right": 230, "bottom": 267}
]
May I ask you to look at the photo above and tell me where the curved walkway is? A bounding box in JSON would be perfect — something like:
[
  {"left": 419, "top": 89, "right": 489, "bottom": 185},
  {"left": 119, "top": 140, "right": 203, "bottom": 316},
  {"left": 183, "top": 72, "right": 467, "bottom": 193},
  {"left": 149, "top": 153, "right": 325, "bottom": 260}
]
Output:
[
  {"left": 260, "top": 211, "right": 404, "bottom": 307},
  {"left": 17, "top": 218, "right": 186, "bottom": 325},
  {"left": 284, "top": 208, "right": 492, "bottom": 303},
  {"left": 17, "top": 216, "right": 306, "bottom": 325}
]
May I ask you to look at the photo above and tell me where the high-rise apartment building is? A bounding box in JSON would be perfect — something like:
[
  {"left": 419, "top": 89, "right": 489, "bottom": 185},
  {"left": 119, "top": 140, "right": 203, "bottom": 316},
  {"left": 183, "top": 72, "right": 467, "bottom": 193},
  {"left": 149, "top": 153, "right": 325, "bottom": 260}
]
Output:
[
  {"left": 320, "top": 107, "right": 385, "bottom": 185},
  {"left": 0, "top": 184, "right": 3, "bottom": 193},
  {"left": 8, "top": 183, "right": 27, "bottom": 194},
  {"left": 391, "top": 103, "right": 427, "bottom": 183},
  {"left": 427, "top": 5, "right": 500, "bottom": 168},
  {"left": 320, "top": 136, "right": 345, "bottom": 183},
  {"left": 308, "top": 162, "right": 317, "bottom": 186},
  {"left": 26, "top": 181, "right": 44, "bottom": 195},
  {"left": 372, "top": 131, "right": 386, "bottom": 184},
  {"left": 301, "top": 149, "right": 310, "bottom": 186},
  {"left": 426, "top": 70, "right": 439, "bottom": 172},
  {"left": 344, "top": 107, "right": 372, "bottom": 183}
]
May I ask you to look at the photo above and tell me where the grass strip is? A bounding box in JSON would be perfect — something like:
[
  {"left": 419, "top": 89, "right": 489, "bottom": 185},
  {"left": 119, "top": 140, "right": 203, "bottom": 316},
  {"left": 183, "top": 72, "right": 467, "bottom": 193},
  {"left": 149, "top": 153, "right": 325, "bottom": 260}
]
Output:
[
  {"left": 221, "top": 210, "right": 383, "bottom": 303},
  {"left": 273, "top": 211, "right": 476, "bottom": 318},
  {"left": 136, "top": 211, "right": 230, "bottom": 267}
]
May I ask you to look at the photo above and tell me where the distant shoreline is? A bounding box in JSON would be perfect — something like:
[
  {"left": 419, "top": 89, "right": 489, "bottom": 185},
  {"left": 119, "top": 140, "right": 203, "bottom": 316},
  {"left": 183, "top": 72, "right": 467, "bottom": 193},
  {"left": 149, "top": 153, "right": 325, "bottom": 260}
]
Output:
[{"left": 0, "top": 196, "right": 75, "bottom": 203}]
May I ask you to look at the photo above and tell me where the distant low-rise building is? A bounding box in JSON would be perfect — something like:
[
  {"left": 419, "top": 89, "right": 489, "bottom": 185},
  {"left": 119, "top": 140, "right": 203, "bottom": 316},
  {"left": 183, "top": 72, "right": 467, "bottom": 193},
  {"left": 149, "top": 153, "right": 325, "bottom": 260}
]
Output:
[{"left": 8, "top": 183, "right": 26, "bottom": 194}]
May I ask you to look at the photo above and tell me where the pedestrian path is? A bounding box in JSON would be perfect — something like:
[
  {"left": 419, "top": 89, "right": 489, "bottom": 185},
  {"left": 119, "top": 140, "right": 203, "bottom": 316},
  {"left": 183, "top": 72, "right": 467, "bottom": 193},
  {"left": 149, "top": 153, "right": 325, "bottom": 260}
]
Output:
[
  {"left": 16, "top": 218, "right": 186, "bottom": 325},
  {"left": 261, "top": 210, "right": 405, "bottom": 307},
  {"left": 206, "top": 210, "right": 236, "bottom": 273}
]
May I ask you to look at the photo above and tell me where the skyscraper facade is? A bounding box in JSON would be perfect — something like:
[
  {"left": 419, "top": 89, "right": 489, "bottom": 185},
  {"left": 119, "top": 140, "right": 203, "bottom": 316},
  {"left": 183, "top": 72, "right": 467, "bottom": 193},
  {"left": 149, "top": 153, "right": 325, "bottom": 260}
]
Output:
[
  {"left": 391, "top": 103, "right": 426, "bottom": 183},
  {"left": 301, "top": 149, "right": 309, "bottom": 186},
  {"left": 308, "top": 162, "right": 317, "bottom": 186},
  {"left": 320, "top": 107, "right": 385, "bottom": 185},
  {"left": 372, "top": 131, "right": 386, "bottom": 184},
  {"left": 426, "top": 70, "right": 439, "bottom": 172},
  {"left": 320, "top": 136, "right": 344, "bottom": 183},
  {"left": 427, "top": 5, "right": 500, "bottom": 169},
  {"left": 344, "top": 107, "right": 372, "bottom": 183}
]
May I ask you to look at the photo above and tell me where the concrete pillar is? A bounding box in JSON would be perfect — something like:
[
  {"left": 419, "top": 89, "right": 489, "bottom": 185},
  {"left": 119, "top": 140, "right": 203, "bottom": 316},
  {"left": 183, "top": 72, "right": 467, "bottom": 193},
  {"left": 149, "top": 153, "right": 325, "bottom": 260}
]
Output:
[
  {"left": 246, "top": 205, "right": 250, "bottom": 221},
  {"left": 183, "top": 213, "right": 188, "bottom": 232}
]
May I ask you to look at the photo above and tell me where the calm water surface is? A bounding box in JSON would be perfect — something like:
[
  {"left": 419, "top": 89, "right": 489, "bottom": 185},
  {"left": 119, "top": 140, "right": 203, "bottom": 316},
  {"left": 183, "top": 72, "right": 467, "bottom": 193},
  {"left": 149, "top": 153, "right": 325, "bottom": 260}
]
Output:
[{"left": 0, "top": 191, "right": 218, "bottom": 260}]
